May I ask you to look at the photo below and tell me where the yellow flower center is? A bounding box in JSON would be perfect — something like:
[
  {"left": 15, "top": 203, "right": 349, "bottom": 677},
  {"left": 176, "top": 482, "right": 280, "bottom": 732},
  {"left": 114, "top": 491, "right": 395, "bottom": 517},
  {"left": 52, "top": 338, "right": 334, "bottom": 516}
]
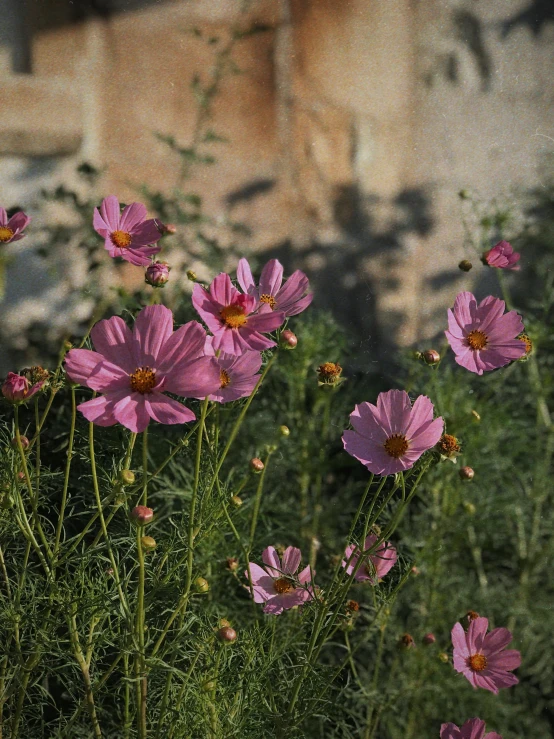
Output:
[
  {"left": 273, "top": 577, "right": 295, "bottom": 595},
  {"left": 384, "top": 434, "right": 409, "bottom": 458},
  {"left": 0, "top": 226, "right": 14, "bottom": 242},
  {"left": 220, "top": 369, "right": 231, "bottom": 388},
  {"left": 518, "top": 334, "right": 532, "bottom": 355},
  {"left": 468, "top": 653, "right": 487, "bottom": 672},
  {"left": 466, "top": 330, "right": 488, "bottom": 351},
  {"left": 220, "top": 304, "right": 247, "bottom": 329},
  {"left": 260, "top": 293, "right": 277, "bottom": 309},
  {"left": 130, "top": 366, "right": 157, "bottom": 394},
  {"left": 111, "top": 230, "right": 132, "bottom": 249}
]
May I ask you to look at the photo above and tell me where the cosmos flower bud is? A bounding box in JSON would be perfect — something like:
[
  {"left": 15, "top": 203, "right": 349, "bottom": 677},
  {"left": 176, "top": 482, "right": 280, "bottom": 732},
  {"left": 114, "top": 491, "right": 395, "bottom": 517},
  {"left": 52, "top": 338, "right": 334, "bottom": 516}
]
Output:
[
  {"left": 279, "top": 425, "right": 290, "bottom": 437},
  {"left": 145, "top": 261, "right": 171, "bottom": 287},
  {"left": 411, "top": 566, "right": 420, "bottom": 576},
  {"left": 399, "top": 633, "right": 415, "bottom": 650},
  {"left": 458, "top": 260, "right": 473, "bottom": 272},
  {"left": 186, "top": 270, "right": 197, "bottom": 282},
  {"left": 225, "top": 557, "right": 239, "bottom": 572},
  {"left": 130, "top": 505, "right": 154, "bottom": 526},
  {"left": 2, "top": 372, "right": 45, "bottom": 404},
  {"left": 459, "top": 466, "right": 474, "bottom": 481},
  {"left": 463, "top": 501, "right": 476, "bottom": 515},
  {"left": 249, "top": 457, "right": 264, "bottom": 474},
  {"left": 230, "top": 495, "right": 243, "bottom": 508},
  {"left": 16, "top": 471, "right": 25, "bottom": 483},
  {"left": 280, "top": 329, "right": 298, "bottom": 349},
  {"left": 163, "top": 223, "right": 177, "bottom": 235},
  {"left": 118, "top": 469, "right": 135, "bottom": 486},
  {"left": 11, "top": 435, "right": 29, "bottom": 450},
  {"left": 194, "top": 577, "right": 209, "bottom": 593},
  {"left": 423, "top": 632, "right": 436, "bottom": 645},
  {"left": 217, "top": 626, "right": 237, "bottom": 643},
  {"left": 422, "top": 349, "right": 440, "bottom": 366},
  {"left": 438, "top": 652, "right": 449, "bottom": 663},
  {"left": 141, "top": 535, "right": 157, "bottom": 551}
]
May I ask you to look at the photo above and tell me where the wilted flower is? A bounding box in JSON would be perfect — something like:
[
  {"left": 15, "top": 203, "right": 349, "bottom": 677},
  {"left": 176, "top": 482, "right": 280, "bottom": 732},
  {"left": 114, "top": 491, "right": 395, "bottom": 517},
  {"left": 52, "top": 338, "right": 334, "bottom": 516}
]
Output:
[
  {"left": 193, "top": 273, "right": 284, "bottom": 355},
  {"left": 0, "top": 207, "right": 31, "bottom": 243},
  {"left": 482, "top": 240, "right": 520, "bottom": 271},
  {"left": 445, "top": 292, "right": 526, "bottom": 375},
  {"left": 21, "top": 366, "right": 50, "bottom": 387},
  {"left": 145, "top": 261, "right": 171, "bottom": 287},
  {"left": 2, "top": 372, "right": 46, "bottom": 404},
  {"left": 342, "top": 534, "right": 397, "bottom": 584},
  {"left": 343, "top": 389, "right": 443, "bottom": 476},
  {"left": 400, "top": 633, "right": 415, "bottom": 649},
  {"left": 203, "top": 336, "right": 262, "bottom": 403},
  {"left": 317, "top": 362, "right": 343, "bottom": 386},
  {"left": 440, "top": 718, "right": 502, "bottom": 739},
  {"left": 246, "top": 546, "right": 314, "bottom": 615},
  {"left": 65, "top": 305, "right": 220, "bottom": 433},
  {"left": 451, "top": 616, "right": 520, "bottom": 694},
  {"left": 237, "top": 258, "right": 313, "bottom": 317},
  {"left": 93, "top": 195, "right": 162, "bottom": 266},
  {"left": 436, "top": 433, "right": 461, "bottom": 462},
  {"left": 517, "top": 333, "right": 533, "bottom": 357}
]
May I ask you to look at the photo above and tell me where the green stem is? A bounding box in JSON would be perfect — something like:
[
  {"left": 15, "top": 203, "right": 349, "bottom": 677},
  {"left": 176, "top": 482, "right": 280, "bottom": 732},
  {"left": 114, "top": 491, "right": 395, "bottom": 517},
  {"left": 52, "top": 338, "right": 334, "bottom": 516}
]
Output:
[
  {"left": 68, "top": 605, "right": 102, "bottom": 738},
  {"left": 54, "top": 386, "right": 77, "bottom": 557},
  {"left": 136, "top": 430, "right": 149, "bottom": 739}
]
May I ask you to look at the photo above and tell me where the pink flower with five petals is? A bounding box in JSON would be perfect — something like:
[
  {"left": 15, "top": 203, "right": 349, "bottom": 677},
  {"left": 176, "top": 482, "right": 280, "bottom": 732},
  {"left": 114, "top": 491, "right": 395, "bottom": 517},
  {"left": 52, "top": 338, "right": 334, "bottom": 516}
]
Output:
[
  {"left": 192, "top": 273, "right": 285, "bottom": 355},
  {"left": 0, "top": 207, "right": 31, "bottom": 243},
  {"left": 440, "top": 718, "right": 502, "bottom": 739},
  {"left": 246, "top": 546, "right": 314, "bottom": 615},
  {"left": 342, "top": 389, "right": 443, "bottom": 476},
  {"left": 93, "top": 195, "right": 163, "bottom": 266},
  {"left": 482, "top": 240, "right": 520, "bottom": 270},
  {"left": 451, "top": 616, "right": 521, "bottom": 694},
  {"left": 445, "top": 292, "right": 526, "bottom": 375},
  {"left": 203, "top": 336, "right": 262, "bottom": 403},
  {"left": 65, "top": 304, "right": 221, "bottom": 433},
  {"left": 237, "top": 257, "right": 313, "bottom": 316}
]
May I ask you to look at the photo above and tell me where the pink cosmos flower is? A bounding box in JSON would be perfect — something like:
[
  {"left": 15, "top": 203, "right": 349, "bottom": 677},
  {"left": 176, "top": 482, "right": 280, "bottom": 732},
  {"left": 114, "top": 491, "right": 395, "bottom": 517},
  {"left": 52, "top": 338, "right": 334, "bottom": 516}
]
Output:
[
  {"left": 246, "top": 546, "right": 314, "bottom": 615},
  {"left": 440, "top": 718, "right": 502, "bottom": 739},
  {"left": 64, "top": 304, "right": 221, "bottom": 433},
  {"left": 203, "top": 336, "right": 262, "bottom": 403},
  {"left": 445, "top": 292, "right": 526, "bottom": 375},
  {"left": 342, "top": 389, "right": 443, "bottom": 476},
  {"left": 451, "top": 616, "right": 521, "bottom": 694},
  {"left": 2, "top": 372, "right": 45, "bottom": 404},
  {"left": 0, "top": 208, "right": 31, "bottom": 243},
  {"left": 342, "top": 534, "right": 397, "bottom": 584},
  {"left": 482, "top": 240, "right": 520, "bottom": 271},
  {"left": 237, "top": 257, "right": 313, "bottom": 316},
  {"left": 93, "top": 195, "right": 162, "bottom": 266},
  {"left": 192, "top": 273, "right": 285, "bottom": 355}
]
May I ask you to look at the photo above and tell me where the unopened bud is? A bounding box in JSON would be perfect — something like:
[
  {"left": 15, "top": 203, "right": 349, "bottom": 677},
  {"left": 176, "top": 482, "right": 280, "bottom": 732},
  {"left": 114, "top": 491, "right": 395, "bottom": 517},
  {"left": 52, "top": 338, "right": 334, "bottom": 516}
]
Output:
[
  {"left": 16, "top": 471, "right": 25, "bottom": 483},
  {"left": 145, "top": 261, "right": 171, "bottom": 287},
  {"left": 118, "top": 469, "right": 135, "bottom": 486},
  {"left": 249, "top": 457, "right": 264, "bottom": 474},
  {"left": 164, "top": 223, "right": 177, "bottom": 235},
  {"left": 458, "top": 259, "right": 473, "bottom": 272},
  {"left": 438, "top": 652, "right": 449, "bottom": 663},
  {"left": 219, "top": 618, "right": 231, "bottom": 628},
  {"left": 422, "top": 349, "right": 440, "bottom": 366},
  {"left": 226, "top": 557, "right": 239, "bottom": 572},
  {"left": 186, "top": 270, "right": 197, "bottom": 282},
  {"left": 230, "top": 495, "right": 243, "bottom": 508},
  {"left": 279, "top": 425, "right": 290, "bottom": 437},
  {"left": 411, "top": 566, "right": 420, "bottom": 576},
  {"left": 130, "top": 505, "right": 154, "bottom": 526},
  {"left": 459, "top": 466, "right": 474, "bottom": 481},
  {"left": 463, "top": 501, "right": 476, "bottom": 515},
  {"left": 11, "top": 435, "right": 29, "bottom": 450},
  {"left": 0, "top": 493, "right": 13, "bottom": 509},
  {"left": 280, "top": 329, "right": 297, "bottom": 349},
  {"left": 141, "top": 535, "right": 157, "bottom": 551},
  {"left": 194, "top": 577, "right": 209, "bottom": 593},
  {"left": 423, "top": 633, "right": 436, "bottom": 645},
  {"left": 202, "top": 680, "right": 216, "bottom": 692},
  {"left": 399, "top": 633, "right": 415, "bottom": 649},
  {"left": 64, "top": 341, "right": 74, "bottom": 352},
  {"left": 217, "top": 626, "right": 237, "bottom": 643}
]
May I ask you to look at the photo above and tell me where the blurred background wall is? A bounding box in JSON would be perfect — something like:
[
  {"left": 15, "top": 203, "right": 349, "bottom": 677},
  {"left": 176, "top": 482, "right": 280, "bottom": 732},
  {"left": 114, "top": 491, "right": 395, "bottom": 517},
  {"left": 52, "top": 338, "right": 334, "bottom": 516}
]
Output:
[{"left": 0, "top": 0, "right": 553, "bottom": 365}]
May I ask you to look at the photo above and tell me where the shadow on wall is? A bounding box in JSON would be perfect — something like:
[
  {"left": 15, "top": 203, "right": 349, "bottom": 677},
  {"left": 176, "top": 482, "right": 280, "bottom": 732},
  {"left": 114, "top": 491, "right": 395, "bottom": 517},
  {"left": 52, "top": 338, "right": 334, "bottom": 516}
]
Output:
[{"left": 500, "top": 0, "right": 554, "bottom": 38}]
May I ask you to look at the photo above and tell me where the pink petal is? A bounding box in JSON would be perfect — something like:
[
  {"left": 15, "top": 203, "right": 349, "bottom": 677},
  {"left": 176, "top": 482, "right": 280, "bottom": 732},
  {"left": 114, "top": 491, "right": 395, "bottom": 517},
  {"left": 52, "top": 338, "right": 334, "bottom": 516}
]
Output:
[
  {"left": 99, "top": 195, "right": 121, "bottom": 231},
  {"left": 259, "top": 259, "right": 284, "bottom": 296},
  {"left": 224, "top": 351, "right": 263, "bottom": 376},
  {"left": 440, "top": 724, "right": 463, "bottom": 739},
  {"left": 245, "top": 310, "right": 285, "bottom": 333},
  {"left": 144, "top": 393, "right": 195, "bottom": 425},
  {"left": 467, "top": 617, "right": 488, "bottom": 653},
  {"left": 451, "top": 292, "right": 477, "bottom": 331},
  {"left": 157, "top": 321, "right": 208, "bottom": 374},
  {"left": 404, "top": 395, "right": 434, "bottom": 438},
  {"left": 164, "top": 356, "right": 221, "bottom": 398},
  {"left": 211, "top": 326, "right": 250, "bottom": 355},
  {"left": 237, "top": 258, "right": 256, "bottom": 294},
  {"left": 408, "top": 416, "right": 444, "bottom": 453},
  {"left": 482, "top": 627, "right": 513, "bottom": 656},
  {"left": 297, "top": 565, "right": 313, "bottom": 585},
  {"left": 342, "top": 429, "right": 409, "bottom": 475},
  {"left": 475, "top": 296, "right": 506, "bottom": 332},
  {"left": 281, "top": 291, "right": 313, "bottom": 316},
  {"left": 87, "top": 360, "right": 130, "bottom": 393},
  {"left": 192, "top": 284, "right": 224, "bottom": 334},
  {"left": 247, "top": 562, "right": 274, "bottom": 593},
  {"left": 281, "top": 547, "right": 301, "bottom": 575},
  {"left": 130, "top": 219, "right": 163, "bottom": 245},
  {"left": 486, "top": 311, "right": 524, "bottom": 342},
  {"left": 119, "top": 247, "right": 155, "bottom": 267},
  {"left": 93, "top": 207, "right": 110, "bottom": 237},
  {"left": 486, "top": 649, "right": 521, "bottom": 671},
  {"left": 461, "top": 718, "right": 486, "bottom": 739},
  {"left": 262, "top": 546, "right": 282, "bottom": 578},
  {"left": 275, "top": 270, "right": 310, "bottom": 313},
  {"left": 0, "top": 208, "right": 7, "bottom": 226},
  {"left": 119, "top": 202, "right": 147, "bottom": 231},
  {"left": 113, "top": 393, "right": 150, "bottom": 433},
  {"left": 212, "top": 376, "right": 259, "bottom": 403},
  {"left": 451, "top": 622, "right": 470, "bottom": 659},
  {"left": 65, "top": 349, "right": 104, "bottom": 386},
  {"left": 77, "top": 396, "right": 118, "bottom": 427},
  {"left": 231, "top": 327, "right": 276, "bottom": 352},
  {"left": 133, "top": 304, "right": 174, "bottom": 365},
  {"left": 210, "top": 273, "right": 239, "bottom": 307},
  {"left": 349, "top": 402, "right": 388, "bottom": 442},
  {"left": 376, "top": 389, "right": 412, "bottom": 436},
  {"left": 8, "top": 212, "right": 30, "bottom": 233},
  {"left": 91, "top": 316, "right": 137, "bottom": 373}
]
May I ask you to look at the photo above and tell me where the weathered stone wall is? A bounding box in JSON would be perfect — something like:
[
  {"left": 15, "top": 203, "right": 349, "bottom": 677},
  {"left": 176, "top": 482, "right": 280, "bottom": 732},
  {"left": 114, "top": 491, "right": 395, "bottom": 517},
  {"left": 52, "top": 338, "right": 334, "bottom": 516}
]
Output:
[{"left": 1, "top": 0, "right": 553, "bottom": 365}]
